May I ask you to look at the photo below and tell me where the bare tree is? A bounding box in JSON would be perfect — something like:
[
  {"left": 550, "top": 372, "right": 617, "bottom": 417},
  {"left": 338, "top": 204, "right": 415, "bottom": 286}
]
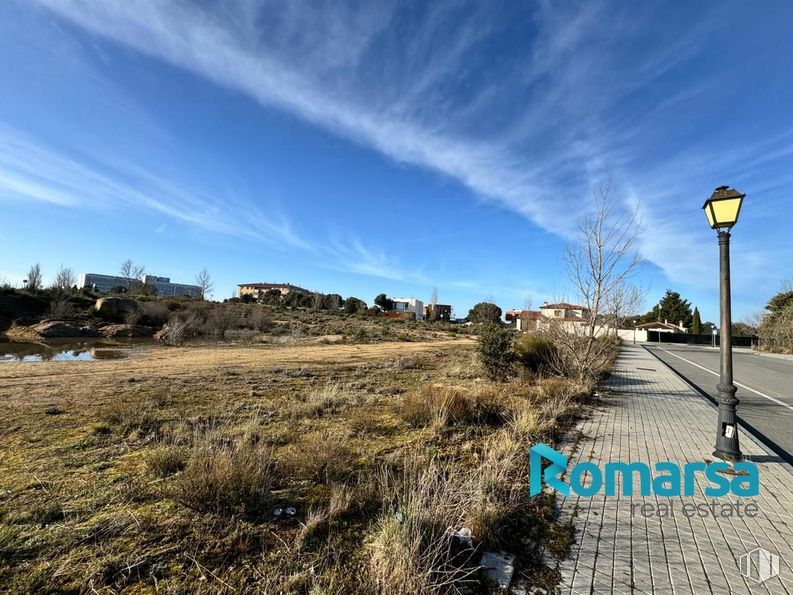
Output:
[
  {"left": 429, "top": 287, "right": 439, "bottom": 320},
  {"left": 743, "top": 310, "right": 766, "bottom": 332},
  {"left": 523, "top": 295, "right": 534, "bottom": 311},
  {"left": 120, "top": 259, "right": 145, "bottom": 290},
  {"left": 26, "top": 263, "right": 43, "bottom": 290},
  {"left": 195, "top": 267, "right": 214, "bottom": 300},
  {"left": 560, "top": 182, "right": 644, "bottom": 381},
  {"left": 603, "top": 281, "right": 645, "bottom": 335},
  {"left": 52, "top": 265, "right": 76, "bottom": 291}
]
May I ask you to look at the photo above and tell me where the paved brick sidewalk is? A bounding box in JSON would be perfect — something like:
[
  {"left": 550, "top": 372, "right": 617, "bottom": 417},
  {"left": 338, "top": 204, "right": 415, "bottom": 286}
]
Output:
[{"left": 557, "top": 344, "right": 793, "bottom": 594}]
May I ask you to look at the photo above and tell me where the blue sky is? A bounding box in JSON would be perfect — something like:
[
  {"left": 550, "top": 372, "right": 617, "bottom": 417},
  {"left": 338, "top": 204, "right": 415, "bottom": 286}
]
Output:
[{"left": 2, "top": 1, "right": 793, "bottom": 321}]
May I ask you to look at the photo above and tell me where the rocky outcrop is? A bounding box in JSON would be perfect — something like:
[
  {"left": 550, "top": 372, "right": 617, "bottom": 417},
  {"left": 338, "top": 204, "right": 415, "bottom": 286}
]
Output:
[
  {"left": 99, "top": 324, "right": 156, "bottom": 338},
  {"left": 94, "top": 297, "right": 140, "bottom": 321},
  {"left": 5, "top": 320, "right": 98, "bottom": 342}
]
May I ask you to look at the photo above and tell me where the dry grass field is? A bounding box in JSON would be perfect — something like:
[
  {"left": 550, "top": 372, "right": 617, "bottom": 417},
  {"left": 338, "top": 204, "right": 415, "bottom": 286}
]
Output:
[{"left": 0, "top": 334, "right": 590, "bottom": 593}]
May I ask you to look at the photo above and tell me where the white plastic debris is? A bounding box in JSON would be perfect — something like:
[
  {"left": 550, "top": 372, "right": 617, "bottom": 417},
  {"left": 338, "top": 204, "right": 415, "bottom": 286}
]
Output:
[
  {"left": 448, "top": 527, "right": 473, "bottom": 548},
  {"left": 480, "top": 551, "right": 516, "bottom": 590}
]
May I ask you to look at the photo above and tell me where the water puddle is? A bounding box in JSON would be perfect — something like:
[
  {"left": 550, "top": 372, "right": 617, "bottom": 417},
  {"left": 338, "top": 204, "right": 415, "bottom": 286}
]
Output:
[{"left": 0, "top": 340, "right": 137, "bottom": 362}]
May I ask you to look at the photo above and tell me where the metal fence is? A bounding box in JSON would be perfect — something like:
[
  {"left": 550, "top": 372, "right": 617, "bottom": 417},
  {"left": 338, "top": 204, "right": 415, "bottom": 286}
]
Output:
[{"left": 646, "top": 331, "right": 757, "bottom": 347}]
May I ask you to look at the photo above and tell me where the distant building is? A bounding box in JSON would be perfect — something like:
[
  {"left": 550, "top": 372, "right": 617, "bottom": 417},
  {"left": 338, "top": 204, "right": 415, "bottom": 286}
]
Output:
[
  {"left": 635, "top": 320, "right": 687, "bottom": 333},
  {"left": 237, "top": 282, "right": 310, "bottom": 300},
  {"left": 77, "top": 273, "right": 201, "bottom": 298},
  {"left": 141, "top": 275, "right": 202, "bottom": 299},
  {"left": 512, "top": 302, "right": 592, "bottom": 332},
  {"left": 391, "top": 297, "right": 424, "bottom": 320},
  {"left": 539, "top": 302, "right": 591, "bottom": 320},
  {"left": 425, "top": 303, "right": 452, "bottom": 322},
  {"left": 516, "top": 310, "right": 543, "bottom": 331},
  {"left": 77, "top": 273, "right": 128, "bottom": 294}
]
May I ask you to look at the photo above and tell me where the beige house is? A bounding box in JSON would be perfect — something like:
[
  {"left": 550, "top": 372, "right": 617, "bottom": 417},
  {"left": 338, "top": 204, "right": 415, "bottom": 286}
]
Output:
[
  {"left": 539, "top": 302, "right": 591, "bottom": 320},
  {"left": 237, "top": 282, "right": 310, "bottom": 300},
  {"left": 513, "top": 302, "right": 593, "bottom": 332}
]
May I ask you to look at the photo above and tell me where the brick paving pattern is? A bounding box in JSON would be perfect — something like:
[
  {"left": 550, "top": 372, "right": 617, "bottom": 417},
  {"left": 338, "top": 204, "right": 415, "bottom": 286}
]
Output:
[{"left": 557, "top": 345, "right": 793, "bottom": 594}]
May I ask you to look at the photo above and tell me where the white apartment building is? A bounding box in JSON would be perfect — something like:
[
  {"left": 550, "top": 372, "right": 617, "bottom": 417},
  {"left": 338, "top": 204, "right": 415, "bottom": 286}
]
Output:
[
  {"left": 391, "top": 297, "right": 425, "bottom": 320},
  {"left": 78, "top": 273, "right": 202, "bottom": 298}
]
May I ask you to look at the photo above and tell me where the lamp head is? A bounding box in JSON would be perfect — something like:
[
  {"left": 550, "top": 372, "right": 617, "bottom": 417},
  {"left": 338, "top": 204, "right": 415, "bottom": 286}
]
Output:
[{"left": 703, "top": 185, "right": 745, "bottom": 231}]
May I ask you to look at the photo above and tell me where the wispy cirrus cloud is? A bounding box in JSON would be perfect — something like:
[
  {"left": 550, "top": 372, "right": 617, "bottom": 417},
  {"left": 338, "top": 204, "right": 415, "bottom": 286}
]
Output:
[
  {"left": 0, "top": 122, "right": 425, "bottom": 282},
  {"left": 0, "top": 123, "right": 303, "bottom": 248},
  {"left": 29, "top": 0, "right": 622, "bottom": 237},
  {"left": 19, "top": 0, "right": 793, "bottom": 301}
]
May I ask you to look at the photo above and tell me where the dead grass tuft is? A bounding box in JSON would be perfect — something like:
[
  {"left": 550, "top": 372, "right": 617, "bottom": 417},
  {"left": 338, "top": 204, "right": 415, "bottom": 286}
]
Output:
[
  {"left": 367, "top": 456, "right": 479, "bottom": 594},
  {"left": 280, "top": 432, "right": 358, "bottom": 483},
  {"left": 144, "top": 446, "right": 188, "bottom": 478},
  {"left": 0, "top": 525, "right": 23, "bottom": 563},
  {"left": 290, "top": 382, "right": 349, "bottom": 419},
  {"left": 400, "top": 385, "right": 507, "bottom": 428},
  {"left": 329, "top": 484, "right": 353, "bottom": 520},
  {"left": 100, "top": 399, "right": 165, "bottom": 440},
  {"left": 29, "top": 501, "right": 64, "bottom": 527},
  {"left": 295, "top": 507, "right": 328, "bottom": 552},
  {"left": 172, "top": 441, "right": 276, "bottom": 518}
]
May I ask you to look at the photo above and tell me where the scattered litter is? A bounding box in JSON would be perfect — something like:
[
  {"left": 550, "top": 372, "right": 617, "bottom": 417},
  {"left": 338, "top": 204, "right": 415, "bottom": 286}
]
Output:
[
  {"left": 285, "top": 507, "right": 297, "bottom": 516},
  {"left": 448, "top": 527, "right": 473, "bottom": 548},
  {"left": 480, "top": 551, "right": 515, "bottom": 591},
  {"left": 394, "top": 511, "right": 404, "bottom": 524},
  {"left": 274, "top": 508, "right": 284, "bottom": 517}
]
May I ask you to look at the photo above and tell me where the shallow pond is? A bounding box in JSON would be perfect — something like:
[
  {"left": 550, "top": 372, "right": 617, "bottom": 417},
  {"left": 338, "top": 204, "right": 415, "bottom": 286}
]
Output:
[{"left": 0, "top": 339, "right": 150, "bottom": 362}]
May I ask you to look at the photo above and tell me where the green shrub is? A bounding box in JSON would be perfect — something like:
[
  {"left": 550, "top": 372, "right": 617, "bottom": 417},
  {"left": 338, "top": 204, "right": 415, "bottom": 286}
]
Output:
[
  {"left": 514, "top": 334, "right": 557, "bottom": 374},
  {"left": 477, "top": 324, "right": 515, "bottom": 381}
]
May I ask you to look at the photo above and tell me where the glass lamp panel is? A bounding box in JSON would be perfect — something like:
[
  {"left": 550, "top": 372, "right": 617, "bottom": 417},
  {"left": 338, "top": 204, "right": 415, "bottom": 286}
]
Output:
[
  {"left": 704, "top": 204, "right": 716, "bottom": 228},
  {"left": 711, "top": 197, "right": 742, "bottom": 226}
]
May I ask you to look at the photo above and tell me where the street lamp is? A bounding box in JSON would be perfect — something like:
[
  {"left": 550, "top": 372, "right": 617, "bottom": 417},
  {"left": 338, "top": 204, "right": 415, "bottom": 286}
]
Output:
[{"left": 702, "top": 185, "right": 745, "bottom": 461}]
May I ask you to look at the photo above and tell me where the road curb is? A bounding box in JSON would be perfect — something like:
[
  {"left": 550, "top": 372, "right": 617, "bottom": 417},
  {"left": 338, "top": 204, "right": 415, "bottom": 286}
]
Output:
[{"left": 641, "top": 344, "right": 793, "bottom": 474}]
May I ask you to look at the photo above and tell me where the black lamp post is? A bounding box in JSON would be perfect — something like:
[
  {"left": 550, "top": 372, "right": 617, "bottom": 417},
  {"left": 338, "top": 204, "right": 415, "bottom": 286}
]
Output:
[{"left": 702, "top": 185, "right": 745, "bottom": 462}]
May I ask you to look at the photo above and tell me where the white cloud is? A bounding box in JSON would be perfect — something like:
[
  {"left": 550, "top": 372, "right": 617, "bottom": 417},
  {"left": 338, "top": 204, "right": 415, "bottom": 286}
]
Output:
[
  {"left": 0, "top": 123, "right": 303, "bottom": 248},
  {"left": 20, "top": 0, "right": 791, "bottom": 300},
  {"left": 30, "top": 0, "right": 609, "bottom": 237}
]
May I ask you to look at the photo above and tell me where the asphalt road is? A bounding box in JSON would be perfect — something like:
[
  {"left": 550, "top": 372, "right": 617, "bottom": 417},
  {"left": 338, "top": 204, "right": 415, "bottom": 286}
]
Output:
[{"left": 643, "top": 343, "right": 793, "bottom": 462}]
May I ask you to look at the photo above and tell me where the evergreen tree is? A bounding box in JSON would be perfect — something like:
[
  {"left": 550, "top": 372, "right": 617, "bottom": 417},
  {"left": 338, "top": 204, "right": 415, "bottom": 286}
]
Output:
[
  {"left": 468, "top": 302, "right": 502, "bottom": 323},
  {"left": 374, "top": 293, "right": 394, "bottom": 311},
  {"left": 477, "top": 323, "right": 515, "bottom": 380},
  {"left": 766, "top": 291, "right": 793, "bottom": 314},
  {"left": 644, "top": 290, "right": 693, "bottom": 328},
  {"left": 343, "top": 297, "right": 367, "bottom": 314},
  {"left": 692, "top": 307, "right": 702, "bottom": 335}
]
